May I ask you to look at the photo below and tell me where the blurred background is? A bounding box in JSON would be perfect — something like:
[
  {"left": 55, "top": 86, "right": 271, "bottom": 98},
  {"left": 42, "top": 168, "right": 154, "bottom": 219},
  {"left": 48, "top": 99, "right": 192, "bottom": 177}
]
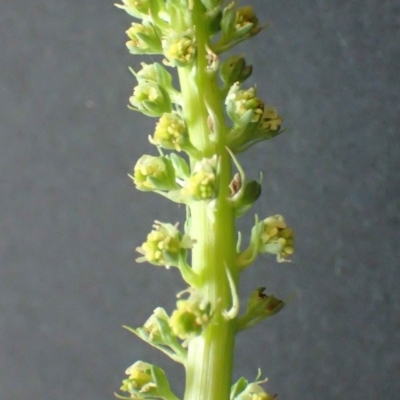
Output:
[{"left": 1, "top": 0, "right": 399, "bottom": 399}]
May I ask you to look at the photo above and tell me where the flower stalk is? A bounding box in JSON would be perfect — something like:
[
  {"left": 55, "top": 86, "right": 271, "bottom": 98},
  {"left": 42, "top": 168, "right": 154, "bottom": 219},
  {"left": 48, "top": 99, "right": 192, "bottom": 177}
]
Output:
[{"left": 114, "top": 1, "right": 295, "bottom": 399}]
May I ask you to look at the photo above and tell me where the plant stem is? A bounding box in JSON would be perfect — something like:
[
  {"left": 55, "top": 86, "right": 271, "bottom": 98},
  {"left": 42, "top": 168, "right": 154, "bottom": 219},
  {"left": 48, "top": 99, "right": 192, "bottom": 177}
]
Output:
[{"left": 176, "top": 3, "right": 238, "bottom": 400}]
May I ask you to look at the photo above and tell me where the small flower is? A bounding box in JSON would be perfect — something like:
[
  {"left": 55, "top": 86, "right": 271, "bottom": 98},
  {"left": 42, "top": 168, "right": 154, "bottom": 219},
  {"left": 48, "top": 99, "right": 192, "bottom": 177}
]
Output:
[
  {"left": 129, "top": 82, "right": 172, "bottom": 117},
  {"left": 130, "top": 155, "right": 178, "bottom": 192},
  {"left": 143, "top": 307, "right": 170, "bottom": 343},
  {"left": 163, "top": 32, "right": 196, "bottom": 67},
  {"left": 135, "top": 62, "right": 173, "bottom": 86},
  {"left": 151, "top": 113, "right": 188, "bottom": 151},
  {"left": 235, "top": 382, "right": 276, "bottom": 400},
  {"left": 231, "top": 376, "right": 276, "bottom": 400},
  {"left": 126, "top": 22, "right": 162, "bottom": 54},
  {"left": 226, "top": 83, "right": 264, "bottom": 126},
  {"left": 183, "top": 156, "right": 218, "bottom": 201},
  {"left": 115, "top": 0, "right": 151, "bottom": 19},
  {"left": 136, "top": 221, "right": 193, "bottom": 267},
  {"left": 169, "top": 291, "right": 211, "bottom": 342},
  {"left": 260, "top": 215, "right": 294, "bottom": 262},
  {"left": 234, "top": 6, "right": 259, "bottom": 35},
  {"left": 121, "top": 361, "right": 156, "bottom": 394},
  {"left": 259, "top": 107, "right": 282, "bottom": 131},
  {"left": 119, "top": 361, "right": 178, "bottom": 400}
]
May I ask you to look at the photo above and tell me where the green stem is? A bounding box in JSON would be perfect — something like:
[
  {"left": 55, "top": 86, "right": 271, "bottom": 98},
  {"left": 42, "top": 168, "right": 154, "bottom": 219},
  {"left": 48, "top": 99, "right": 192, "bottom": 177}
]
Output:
[{"left": 176, "top": 3, "right": 238, "bottom": 400}]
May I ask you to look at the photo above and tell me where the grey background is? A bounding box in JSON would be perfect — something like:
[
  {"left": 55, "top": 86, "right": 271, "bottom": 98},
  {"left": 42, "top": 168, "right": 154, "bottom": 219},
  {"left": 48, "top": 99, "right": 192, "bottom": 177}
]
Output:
[{"left": 1, "top": 0, "right": 399, "bottom": 399}]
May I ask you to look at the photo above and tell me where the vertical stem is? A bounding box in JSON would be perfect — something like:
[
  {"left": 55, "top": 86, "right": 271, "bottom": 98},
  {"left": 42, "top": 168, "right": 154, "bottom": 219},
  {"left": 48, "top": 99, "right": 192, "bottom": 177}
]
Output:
[{"left": 176, "top": 3, "right": 238, "bottom": 400}]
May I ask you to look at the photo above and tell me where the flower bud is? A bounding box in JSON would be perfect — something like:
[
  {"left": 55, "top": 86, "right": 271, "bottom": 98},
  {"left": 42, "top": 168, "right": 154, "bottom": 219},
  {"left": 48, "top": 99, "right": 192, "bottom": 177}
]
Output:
[
  {"left": 126, "top": 22, "right": 162, "bottom": 54},
  {"left": 163, "top": 32, "right": 196, "bottom": 67},
  {"left": 219, "top": 55, "right": 252, "bottom": 88},
  {"left": 115, "top": 0, "right": 151, "bottom": 19},
  {"left": 131, "top": 155, "right": 178, "bottom": 192},
  {"left": 260, "top": 215, "right": 294, "bottom": 262},
  {"left": 129, "top": 82, "right": 172, "bottom": 117},
  {"left": 183, "top": 156, "right": 218, "bottom": 201},
  {"left": 136, "top": 221, "right": 193, "bottom": 267},
  {"left": 151, "top": 113, "right": 189, "bottom": 151},
  {"left": 226, "top": 83, "right": 264, "bottom": 126},
  {"left": 169, "top": 292, "right": 211, "bottom": 341}
]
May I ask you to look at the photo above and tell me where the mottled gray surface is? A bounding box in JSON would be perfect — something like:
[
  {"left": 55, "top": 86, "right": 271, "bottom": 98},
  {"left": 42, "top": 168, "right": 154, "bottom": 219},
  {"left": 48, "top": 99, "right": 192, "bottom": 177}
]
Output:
[{"left": 1, "top": 0, "right": 399, "bottom": 399}]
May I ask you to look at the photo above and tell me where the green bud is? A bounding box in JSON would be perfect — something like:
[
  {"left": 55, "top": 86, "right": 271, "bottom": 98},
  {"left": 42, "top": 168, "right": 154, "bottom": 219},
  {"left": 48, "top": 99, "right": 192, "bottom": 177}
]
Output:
[
  {"left": 118, "top": 361, "right": 178, "bottom": 400},
  {"left": 163, "top": 32, "right": 196, "bottom": 67},
  {"left": 115, "top": 0, "right": 151, "bottom": 19},
  {"left": 233, "top": 180, "right": 262, "bottom": 217},
  {"left": 260, "top": 215, "right": 294, "bottom": 262},
  {"left": 150, "top": 113, "right": 189, "bottom": 151},
  {"left": 131, "top": 154, "right": 178, "bottom": 192},
  {"left": 219, "top": 55, "right": 252, "bottom": 88},
  {"left": 169, "top": 291, "right": 211, "bottom": 342},
  {"left": 126, "top": 22, "right": 162, "bottom": 54},
  {"left": 182, "top": 156, "right": 218, "bottom": 201},
  {"left": 237, "top": 287, "right": 285, "bottom": 330},
  {"left": 136, "top": 221, "right": 193, "bottom": 267},
  {"left": 226, "top": 83, "right": 264, "bottom": 126},
  {"left": 129, "top": 82, "right": 172, "bottom": 117}
]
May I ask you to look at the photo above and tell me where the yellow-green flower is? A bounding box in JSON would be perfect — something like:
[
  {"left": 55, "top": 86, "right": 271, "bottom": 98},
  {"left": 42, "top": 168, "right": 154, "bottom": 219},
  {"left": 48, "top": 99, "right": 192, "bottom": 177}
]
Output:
[
  {"left": 130, "top": 155, "right": 177, "bottom": 192},
  {"left": 163, "top": 33, "right": 196, "bottom": 66},
  {"left": 151, "top": 113, "right": 188, "bottom": 151},
  {"left": 260, "top": 215, "right": 294, "bottom": 262},
  {"left": 129, "top": 82, "right": 172, "bottom": 117},
  {"left": 169, "top": 293, "right": 211, "bottom": 341},
  {"left": 126, "top": 22, "right": 162, "bottom": 54},
  {"left": 226, "top": 83, "right": 264, "bottom": 125},
  {"left": 183, "top": 157, "right": 218, "bottom": 201},
  {"left": 136, "top": 221, "right": 193, "bottom": 267},
  {"left": 260, "top": 107, "right": 282, "bottom": 131},
  {"left": 115, "top": 0, "right": 151, "bottom": 19}
]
